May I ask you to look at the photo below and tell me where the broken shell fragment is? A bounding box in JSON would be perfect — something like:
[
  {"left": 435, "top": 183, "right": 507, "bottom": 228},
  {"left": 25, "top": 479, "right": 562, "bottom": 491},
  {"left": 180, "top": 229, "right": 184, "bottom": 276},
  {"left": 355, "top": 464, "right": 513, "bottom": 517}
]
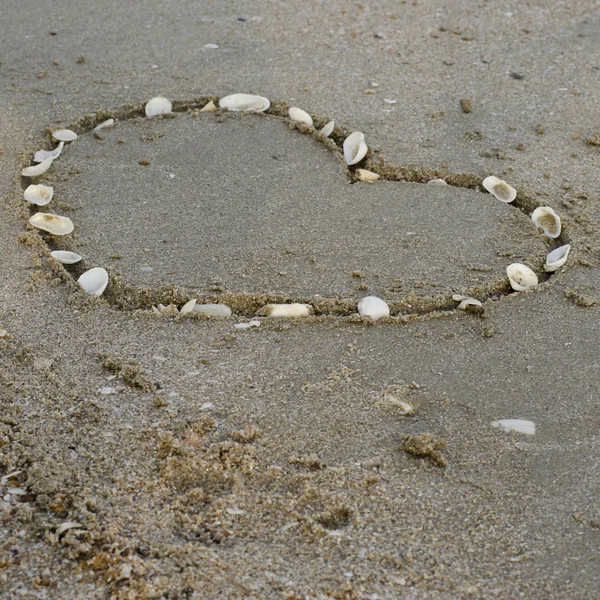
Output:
[
  {"left": 452, "top": 295, "right": 482, "bottom": 310},
  {"left": 50, "top": 250, "right": 82, "bottom": 264},
  {"left": 343, "top": 131, "right": 368, "bottom": 166},
  {"left": 179, "top": 299, "right": 197, "bottom": 315},
  {"left": 93, "top": 119, "right": 115, "bottom": 132},
  {"left": 34, "top": 142, "right": 64, "bottom": 163},
  {"left": 256, "top": 303, "right": 312, "bottom": 318},
  {"left": 491, "top": 419, "right": 535, "bottom": 435},
  {"left": 199, "top": 100, "right": 217, "bottom": 112},
  {"left": 24, "top": 184, "right": 54, "bottom": 206},
  {"left": 145, "top": 96, "right": 172, "bottom": 117},
  {"left": 22, "top": 157, "right": 54, "bottom": 177},
  {"left": 531, "top": 206, "right": 561, "bottom": 239},
  {"left": 482, "top": 176, "right": 516, "bottom": 203},
  {"left": 427, "top": 178, "right": 448, "bottom": 186},
  {"left": 29, "top": 213, "right": 74, "bottom": 235},
  {"left": 78, "top": 267, "right": 109, "bottom": 296},
  {"left": 193, "top": 303, "right": 232, "bottom": 317},
  {"left": 506, "top": 263, "right": 538, "bottom": 292},
  {"left": 234, "top": 319, "right": 261, "bottom": 330},
  {"left": 288, "top": 107, "right": 313, "bottom": 127},
  {"left": 358, "top": 296, "right": 390, "bottom": 320},
  {"left": 52, "top": 129, "right": 77, "bottom": 142},
  {"left": 356, "top": 169, "right": 380, "bottom": 182},
  {"left": 153, "top": 304, "right": 179, "bottom": 317},
  {"left": 219, "top": 93, "right": 270, "bottom": 112},
  {"left": 320, "top": 120, "right": 334, "bottom": 137},
  {"left": 545, "top": 244, "right": 571, "bottom": 272}
]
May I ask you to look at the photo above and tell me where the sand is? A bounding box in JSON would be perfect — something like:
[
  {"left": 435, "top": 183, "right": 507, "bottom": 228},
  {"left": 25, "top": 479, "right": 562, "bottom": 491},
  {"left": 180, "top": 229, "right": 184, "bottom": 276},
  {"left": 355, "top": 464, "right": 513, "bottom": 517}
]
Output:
[{"left": 1, "top": 1, "right": 600, "bottom": 599}]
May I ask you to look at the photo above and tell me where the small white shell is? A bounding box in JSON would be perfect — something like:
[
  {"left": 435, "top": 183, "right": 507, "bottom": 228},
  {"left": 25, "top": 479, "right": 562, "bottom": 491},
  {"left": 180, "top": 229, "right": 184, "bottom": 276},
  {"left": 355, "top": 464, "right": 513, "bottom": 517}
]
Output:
[
  {"left": 545, "top": 244, "right": 571, "bottom": 272},
  {"left": 29, "top": 213, "right": 74, "bottom": 235},
  {"left": 491, "top": 419, "right": 535, "bottom": 435},
  {"left": 78, "top": 267, "right": 109, "bottom": 296},
  {"left": 145, "top": 96, "right": 172, "bottom": 117},
  {"left": 193, "top": 303, "right": 232, "bottom": 317},
  {"left": 179, "top": 299, "right": 197, "bottom": 315},
  {"left": 22, "top": 157, "right": 54, "bottom": 177},
  {"left": 34, "top": 142, "right": 64, "bottom": 163},
  {"left": 531, "top": 206, "right": 561, "bottom": 239},
  {"left": 427, "top": 178, "right": 448, "bottom": 186},
  {"left": 358, "top": 296, "right": 390, "bottom": 320},
  {"left": 257, "top": 303, "right": 312, "bottom": 318},
  {"left": 50, "top": 250, "right": 82, "bottom": 264},
  {"left": 219, "top": 94, "right": 270, "bottom": 112},
  {"left": 482, "top": 176, "right": 516, "bottom": 203},
  {"left": 199, "top": 100, "right": 217, "bottom": 112},
  {"left": 343, "top": 131, "right": 368, "bottom": 166},
  {"left": 234, "top": 319, "right": 261, "bottom": 330},
  {"left": 93, "top": 119, "right": 115, "bottom": 132},
  {"left": 52, "top": 129, "right": 78, "bottom": 142},
  {"left": 506, "top": 263, "right": 538, "bottom": 292},
  {"left": 452, "top": 296, "right": 482, "bottom": 310},
  {"left": 320, "top": 120, "right": 335, "bottom": 137},
  {"left": 24, "top": 184, "right": 53, "bottom": 206},
  {"left": 288, "top": 107, "right": 313, "bottom": 127},
  {"left": 356, "top": 169, "right": 380, "bottom": 182}
]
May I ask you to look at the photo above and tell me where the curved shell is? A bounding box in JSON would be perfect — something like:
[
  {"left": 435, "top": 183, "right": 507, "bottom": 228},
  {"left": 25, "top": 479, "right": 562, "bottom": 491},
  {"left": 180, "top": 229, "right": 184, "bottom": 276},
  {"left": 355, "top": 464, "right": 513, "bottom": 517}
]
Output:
[
  {"left": 320, "top": 120, "right": 334, "bottom": 138},
  {"left": 24, "top": 184, "right": 53, "bottom": 206},
  {"left": 357, "top": 296, "right": 390, "bottom": 320},
  {"left": 22, "top": 156, "right": 54, "bottom": 177},
  {"left": 199, "top": 100, "right": 217, "bottom": 112},
  {"left": 545, "top": 244, "right": 570, "bottom": 272},
  {"left": 145, "top": 96, "right": 172, "bottom": 117},
  {"left": 93, "top": 119, "right": 115, "bottom": 132},
  {"left": 29, "top": 213, "right": 74, "bottom": 235},
  {"left": 506, "top": 263, "right": 538, "bottom": 292},
  {"left": 356, "top": 169, "right": 380, "bottom": 182},
  {"left": 531, "top": 206, "right": 561, "bottom": 239},
  {"left": 179, "top": 299, "right": 197, "bottom": 315},
  {"left": 34, "top": 142, "right": 64, "bottom": 163},
  {"left": 193, "top": 303, "right": 232, "bottom": 317},
  {"left": 256, "top": 303, "right": 312, "bottom": 318},
  {"left": 482, "top": 176, "right": 516, "bottom": 203},
  {"left": 343, "top": 131, "right": 368, "bottom": 166},
  {"left": 427, "top": 178, "right": 448, "bottom": 186},
  {"left": 52, "top": 129, "right": 78, "bottom": 142},
  {"left": 219, "top": 94, "right": 270, "bottom": 112},
  {"left": 50, "top": 250, "right": 82, "bottom": 264},
  {"left": 78, "top": 267, "right": 109, "bottom": 296},
  {"left": 452, "top": 295, "right": 482, "bottom": 310},
  {"left": 288, "top": 107, "right": 313, "bottom": 127}
]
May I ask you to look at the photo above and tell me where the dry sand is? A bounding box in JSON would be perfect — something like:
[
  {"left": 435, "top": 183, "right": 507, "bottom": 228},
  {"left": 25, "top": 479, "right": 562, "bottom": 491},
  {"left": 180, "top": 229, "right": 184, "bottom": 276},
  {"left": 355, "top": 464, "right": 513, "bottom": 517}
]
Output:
[{"left": 1, "top": 1, "right": 600, "bottom": 599}]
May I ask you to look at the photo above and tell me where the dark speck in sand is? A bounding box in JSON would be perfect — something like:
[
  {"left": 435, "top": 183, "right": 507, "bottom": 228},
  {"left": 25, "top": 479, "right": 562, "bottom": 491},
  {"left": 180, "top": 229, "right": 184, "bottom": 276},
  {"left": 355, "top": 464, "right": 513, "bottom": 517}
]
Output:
[
  {"left": 510, "top": 72, "right": 524, "bottom": 79},
  {"left": 237, "top": 17, "right": 246, "bottom": 22}
]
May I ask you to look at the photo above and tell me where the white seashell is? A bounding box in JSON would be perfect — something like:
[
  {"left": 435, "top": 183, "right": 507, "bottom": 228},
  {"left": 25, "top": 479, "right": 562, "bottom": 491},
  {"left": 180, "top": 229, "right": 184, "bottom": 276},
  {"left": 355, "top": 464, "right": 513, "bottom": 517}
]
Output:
[
  {"left": 482, "top": 176, "right": 516, "bottom": 203},
  {"left": 288, "top": 107, "right": 313, "bottom": 127},
  {"left": 52, "top": 129, "right": 77, "bottom": 142},
  {"left": 22, "top": 157, "right": 54, "bottom": 177},
  {"left": 199, "top": 100, "right": 217, "bottom": 112},
  {"left": 78, "top": 267, "right": 109, "bottom": 296},
  {"left": 491, "top": 419, "right": 535, "bottom": 435},
  {"left": 24, "top": 184, "right": 53, "bottom": 206},
  {"left": 56, "top": 522, "right": 83, "bottom": 536},
  {"left": 427, "top": 178, "right": 448, "bottom": 186},
  {"left": 320, "top": 120, "right": 335, "bottom": 137},
  {"left": 93, "top": 119, "right": 115, "bottom": 132},
  {"left": 457, "top": 298, "right": 482, "bottom": 310},
  {"left": 234, "top": 319, "right": 261, "bottom": 330},
  {"left": 544, "top": 244, "right": 571, "bottom": 272},
  {"left": 29, "top": 213, "right": 74, "bottom": 235},
  {"left": 506, "top": 263, "right": 538, "bottom": 292},
  {"left": 34, "top": 142, "right": 64, "bottom": 163},
  {"left": 257, "top": 303, "right": 312, "bottom": 318},
  {"left": 179, "top": 299, "right": 197, "bottom": 315},
  {"left": 145, "top": 96, "right": 172, "bottom": 117},
  {"left": 356, "top": 169, "right": 380, "bottom": 182},
  {"left": 50, "top": 250, "right": 82, "bottom": 264},
  {"left": 219, "top": 93, "right": 270, "bottom": 112},
  {"left": 531, "top": 206, "right": 561, "bottom": 239},
  {"left": 358, "top": 296, "right": 390, "bottom": 320},
  {"left": 203, "top": 43, "right": 219, "bottom": 49},
  {"left": 8, "top": 488, "right": 26, "bottom": 495},
  {"left": 343, "top": 131, "right": 368, "bottom": 166},
  {"left": 193, "top": 303, "right": 232, "bottom": 317},
  {"left": 452, "top": 294, "right": 468, "bottom": 302}
]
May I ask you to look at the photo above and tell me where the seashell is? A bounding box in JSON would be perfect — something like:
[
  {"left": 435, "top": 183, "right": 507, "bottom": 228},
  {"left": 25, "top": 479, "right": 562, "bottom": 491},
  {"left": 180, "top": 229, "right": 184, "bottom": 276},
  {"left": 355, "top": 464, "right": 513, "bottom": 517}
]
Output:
[
  {"left": 24, "top": 184, "right": 53, "bottom": 206},
  {"left": 356, "top": 169, "right": 380, "bottom": 182},
  {"left": 145, "top": 96, "right": 172, "bottom": 117},
  {"left": 482, "top": 176, "right": 516, "bottom": 203},
  {"left": 50, "top": 250, "right": 82, "bottom": 264},
  {"left": 52, "top": 129, "right": 77, "bottom": 142},
  {"left": 427, "top": 178, "right": 448, "bottom": 186},
  {"left": 545, "top": 244, "right": 571, "bottom": 272},
  {"left": 288, "top": 107, "right": 313, "bottom": 127},
  {"left": 56, "top": 522, "right": 83, "bottom": 536},
  {"left": 193, "top": 303, "right": 232, "bottom": 317},
  {"left": 506, "top": 263, "right": 538, "bottom": 292},
  {"left": 358, "top": 296, "right": 390, "bottom": 320},
  {"left": 491, "top": 419, "right": 535, "bottom": 435},
  {"left": 531, "top": 206, "right": 561, "bottom": 239},
  {"left": 200, "top": 100, "right": 217, "bottom": 112},
  {"left": 179, "top": 299, "right": 197, "bottom": 315},
  {"left": 343, "top": 131, "right": 368, "bottom": 166},
  {"left": 452, "top": 295, "right": 482, "bottom": 310},
  {"left": 320, "top": 120, "right": 335, "bottom": 137},
  {"left": 29, "top": 213, "right": 74, "bottom": 235},
  {"left": 219, "top": 93, "right": 270, "bottom": 112},
  {"left": 78, "top": 267, "right": 109, "bottom": 296},
  {"left": 234, "top": 319, "right": 261, "bottom": 330},
  {"left": 94, "top": 119, "right": 115, "bottom": 132},
  {"left": 256, "top": 303, "right": 312, "bottom": 318},
  {"left": 34, "top": 142, "right": 64, "bottom": 163},
  {"left": 22, "top": 156, "right": 54, "bottom": 177},
  {"left": 155, "top": 303, "right": 179, "bottom": 317}
]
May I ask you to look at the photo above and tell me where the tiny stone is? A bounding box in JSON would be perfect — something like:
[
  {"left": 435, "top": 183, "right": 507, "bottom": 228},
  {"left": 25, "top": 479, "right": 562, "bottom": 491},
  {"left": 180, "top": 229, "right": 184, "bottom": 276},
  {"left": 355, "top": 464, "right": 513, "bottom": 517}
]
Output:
[{"left": 459, "top": 98, "right": 472, "bottom": 113}]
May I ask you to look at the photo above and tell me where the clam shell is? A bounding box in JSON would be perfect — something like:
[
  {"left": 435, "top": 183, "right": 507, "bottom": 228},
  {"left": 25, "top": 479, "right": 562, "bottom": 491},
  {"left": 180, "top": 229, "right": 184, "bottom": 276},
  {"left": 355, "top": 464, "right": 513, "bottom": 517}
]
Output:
[
  {"left": 78, "top": 267, "right": 108, "bottom": 296},
  {"left": 545, "top": 244, "right": 571, "bottom": 272},
  {"left": 93, "top": 119, "right": 115, "bottom": 132},
  {"left": 343, "top": 131, "right": 368, "bottom": 166},
  {"left": 357, "top": 296, "right": 390, "bottom": 320},
  {"left": 34, "top": 142, "right": 64, "bottom": 163},
  {"left": 531, "top": 206, "right": 561, "bottom": 239},
  {"left": 22, "top": 156, "right": 54, "bottom": 177},
  {"left": 356, "top": 169, "right": 380, "bottom": 182},
  {"left": 482, "top": 176, "right": 516, "bottom": 203},
  {"left": 219, "top": 93, "right": 270, "bottom": 112},
  {"left": 145, "top": 96, "right": 172, "bottom": 117},
  {"left": 179, "top": 299, "right": 197, "bottom": 315},
  {"left": 193, "top": 303, "right": 232, "bottom": 317},
  {"left": 491, "top": 419, "right": 535, "bottom": 435},
  {"left": 288, "top": 107, "right": 313, "bottom": 127},
  {"left": 29, "top": 213, "right": 74, "bottom": 235},
  {"left": 52, "top": 129, "right": 77, "bottom": 142},
  {"left": 199, "top": 100, "right": 217, "bottom": 112},
  {"left": 50, "top": 250, "right": 82, "bottom": 264},
  {"left": 427, "top": 178, "right": 448, "bottom": 186},
  {"left": 506, "top": 263, "right": 538, "bottom": 292},
  {"left": 24, "top": 184, "right": 54, "bottom": 206},
  {"left": 457, "top": 297, "right": 482, "bottom": 310},
  {"left": 320, "top": 120, "right": 335, "bottom": 138},
  {"left": 256, "top": 303, "right": 312, "bottom": 318}
]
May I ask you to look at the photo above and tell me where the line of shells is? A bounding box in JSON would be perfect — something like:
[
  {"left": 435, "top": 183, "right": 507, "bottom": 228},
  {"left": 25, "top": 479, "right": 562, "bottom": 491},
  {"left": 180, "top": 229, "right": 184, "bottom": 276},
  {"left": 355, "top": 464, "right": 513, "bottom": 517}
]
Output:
[{"left": 21, "top": 93, "right": 570, "bottom": 320}]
